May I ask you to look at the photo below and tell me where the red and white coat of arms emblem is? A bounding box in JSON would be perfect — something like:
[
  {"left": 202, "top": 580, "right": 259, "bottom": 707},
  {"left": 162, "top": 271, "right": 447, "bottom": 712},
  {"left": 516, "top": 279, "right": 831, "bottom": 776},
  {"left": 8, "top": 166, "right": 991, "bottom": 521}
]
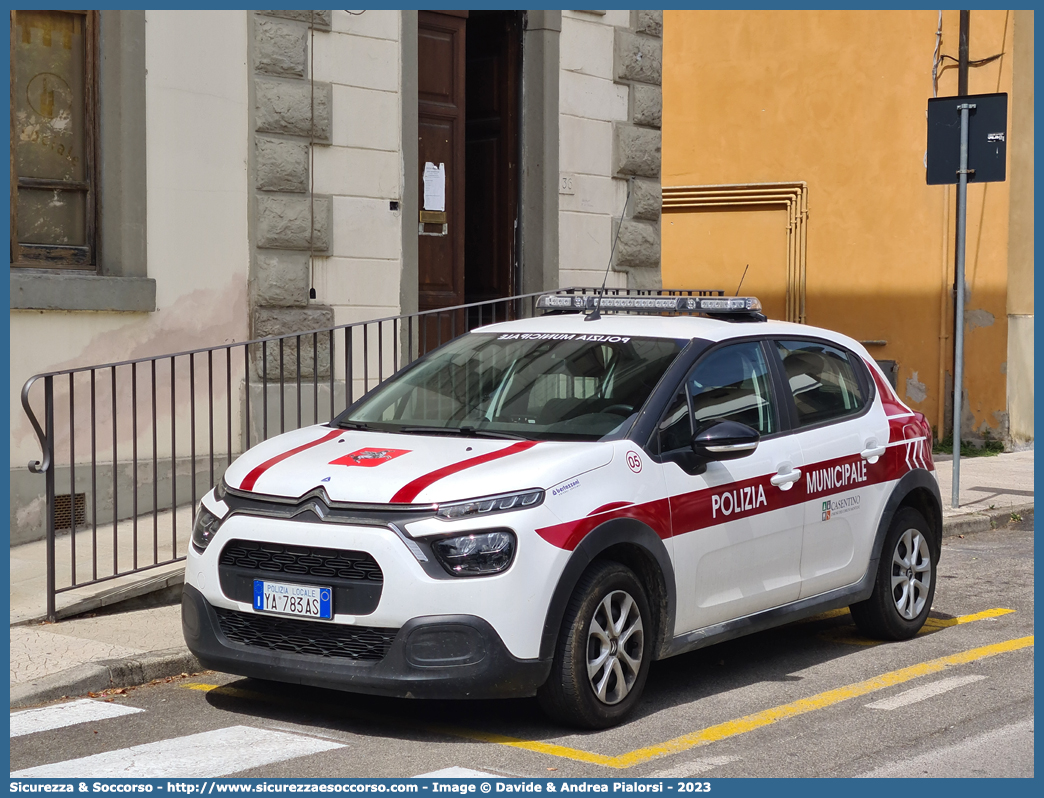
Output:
[{"left": 329, "top": 447, "right": 410, "bottom": 468}]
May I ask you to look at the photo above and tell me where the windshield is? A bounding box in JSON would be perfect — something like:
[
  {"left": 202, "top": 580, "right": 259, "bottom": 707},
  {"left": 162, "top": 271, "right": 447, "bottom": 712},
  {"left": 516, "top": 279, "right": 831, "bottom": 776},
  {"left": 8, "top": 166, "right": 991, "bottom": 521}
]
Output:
[{"left": 339, "top": 333, "right": 685, "bottom": 441}]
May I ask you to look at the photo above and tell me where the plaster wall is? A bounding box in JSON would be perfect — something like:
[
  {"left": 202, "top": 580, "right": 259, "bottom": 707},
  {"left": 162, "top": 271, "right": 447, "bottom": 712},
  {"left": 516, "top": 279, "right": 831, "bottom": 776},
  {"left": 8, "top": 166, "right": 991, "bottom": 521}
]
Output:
[
  {"left": 1006, "top": 315, "right": 1033, "bottom": 444},
  {"left": 1006, "top": 10, "right": 1033, "bottom": 443},
  {"left": 11, "top": 11, "right": 251, "bottom": 469},
  {"left": 663, "top": 10, "right": 1019, "bottom": 439},
  {"left": 10, "top": 10, "right": 251, "bottom": 543}
]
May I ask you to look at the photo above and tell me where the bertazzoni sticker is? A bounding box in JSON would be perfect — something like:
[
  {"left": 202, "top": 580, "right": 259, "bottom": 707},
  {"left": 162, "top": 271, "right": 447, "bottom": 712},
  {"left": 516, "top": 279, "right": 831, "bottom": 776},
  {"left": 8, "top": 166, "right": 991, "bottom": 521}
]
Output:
[{"left": 552, "top": 478, "right": 581, "bottom": 497}]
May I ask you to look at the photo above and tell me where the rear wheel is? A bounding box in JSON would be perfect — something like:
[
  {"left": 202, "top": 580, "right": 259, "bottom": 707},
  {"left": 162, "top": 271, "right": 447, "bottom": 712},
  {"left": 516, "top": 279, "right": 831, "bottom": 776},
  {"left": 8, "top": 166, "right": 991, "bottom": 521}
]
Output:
[
  {"left": 538, "top": 561, "right": 653, "bottom": 728},
  {"left": 850, "top": 507, "right": 937, "bottom": 639}
]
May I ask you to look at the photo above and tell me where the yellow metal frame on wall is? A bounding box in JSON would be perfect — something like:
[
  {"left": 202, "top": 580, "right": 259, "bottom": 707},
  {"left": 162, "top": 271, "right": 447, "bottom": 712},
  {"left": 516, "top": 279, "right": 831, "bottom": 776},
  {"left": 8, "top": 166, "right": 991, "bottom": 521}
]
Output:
[{"left": 663, "top": 182, "right": 809, "bottom": 323}]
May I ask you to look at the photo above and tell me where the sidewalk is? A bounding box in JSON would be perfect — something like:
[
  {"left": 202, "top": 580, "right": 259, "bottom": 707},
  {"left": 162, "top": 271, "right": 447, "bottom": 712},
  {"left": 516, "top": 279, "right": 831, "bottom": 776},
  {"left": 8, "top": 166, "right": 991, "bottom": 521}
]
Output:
[
  {"left": 933, "top": 448, "right": 1034, "bottom": 533},
  {"left": 9, "top": 449, "right": 1034, "bottom": 709}
]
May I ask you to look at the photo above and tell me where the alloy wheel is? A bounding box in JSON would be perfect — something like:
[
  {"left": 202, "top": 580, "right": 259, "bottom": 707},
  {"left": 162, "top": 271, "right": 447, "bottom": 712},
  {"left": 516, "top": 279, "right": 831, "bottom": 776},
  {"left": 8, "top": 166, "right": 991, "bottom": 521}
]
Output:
[
  {"left": 587, "top": 589, "right": 644, "bottom": 705},
  {"left": 891, "top": 527, "right": 932, "bottom": 620}
]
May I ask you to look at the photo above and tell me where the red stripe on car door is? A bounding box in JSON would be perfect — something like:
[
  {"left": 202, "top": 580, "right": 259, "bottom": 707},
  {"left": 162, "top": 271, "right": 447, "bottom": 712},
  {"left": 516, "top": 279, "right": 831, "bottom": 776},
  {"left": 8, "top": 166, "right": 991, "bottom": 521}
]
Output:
[
  {"left": 239, "top": 429, "right": 343, "bottom": 491},
  {"left": 536, "top": 448, "right": 913, "bottom": 551},
  {"left": 390, "top": 441, "right": 538, "bottom": 503}
]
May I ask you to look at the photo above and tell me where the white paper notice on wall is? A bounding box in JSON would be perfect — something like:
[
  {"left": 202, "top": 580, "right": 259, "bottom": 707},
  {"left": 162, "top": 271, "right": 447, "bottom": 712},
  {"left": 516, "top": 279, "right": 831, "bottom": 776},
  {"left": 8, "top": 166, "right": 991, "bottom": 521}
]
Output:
[{"left": 423, "top": 162, "right": 446, "bottom": 212}]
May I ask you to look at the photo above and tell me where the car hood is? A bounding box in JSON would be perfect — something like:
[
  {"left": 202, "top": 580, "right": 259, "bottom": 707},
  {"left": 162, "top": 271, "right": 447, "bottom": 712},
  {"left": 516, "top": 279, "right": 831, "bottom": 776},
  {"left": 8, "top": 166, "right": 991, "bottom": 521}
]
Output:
[{"left": 223, "top": 425, "right": 615, "bottom": 505}]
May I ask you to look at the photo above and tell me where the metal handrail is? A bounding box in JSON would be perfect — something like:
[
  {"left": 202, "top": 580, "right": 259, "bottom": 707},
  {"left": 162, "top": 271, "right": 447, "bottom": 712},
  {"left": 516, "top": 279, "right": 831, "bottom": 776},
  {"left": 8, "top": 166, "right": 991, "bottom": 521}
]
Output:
[{"left": 19, "top": 285, "right": 723, "bottom": 619}]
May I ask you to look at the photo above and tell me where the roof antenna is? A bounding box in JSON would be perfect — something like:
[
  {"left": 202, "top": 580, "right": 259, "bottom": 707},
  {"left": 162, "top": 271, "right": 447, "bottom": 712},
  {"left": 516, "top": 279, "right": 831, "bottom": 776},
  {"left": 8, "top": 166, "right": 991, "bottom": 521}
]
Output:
[
  {"left": 586, "top": 177, "right": 634, "bottom": 322},
  {"left": 735, "top": 264, "right": 749, "bottom": 296}
]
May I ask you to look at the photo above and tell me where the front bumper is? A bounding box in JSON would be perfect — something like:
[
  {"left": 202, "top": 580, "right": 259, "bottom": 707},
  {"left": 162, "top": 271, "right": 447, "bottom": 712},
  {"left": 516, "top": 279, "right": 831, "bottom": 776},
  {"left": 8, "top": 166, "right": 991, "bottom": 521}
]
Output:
[{"left": 182, "top": 584, "right": 552, "bottom": 700}]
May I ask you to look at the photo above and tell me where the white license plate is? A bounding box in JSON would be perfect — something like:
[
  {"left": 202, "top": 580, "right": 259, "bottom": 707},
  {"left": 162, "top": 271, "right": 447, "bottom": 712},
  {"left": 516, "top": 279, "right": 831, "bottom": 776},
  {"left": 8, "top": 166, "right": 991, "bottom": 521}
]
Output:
[{"left": 253, "top": 579, "right": 333, "bottom": 620}]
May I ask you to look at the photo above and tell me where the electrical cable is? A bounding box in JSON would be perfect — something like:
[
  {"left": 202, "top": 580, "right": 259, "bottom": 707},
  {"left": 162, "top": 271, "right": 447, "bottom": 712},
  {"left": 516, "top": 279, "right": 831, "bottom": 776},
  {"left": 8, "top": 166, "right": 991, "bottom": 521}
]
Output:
[{"left": 932, "top": 10, "right": 943, "bottom": 98}]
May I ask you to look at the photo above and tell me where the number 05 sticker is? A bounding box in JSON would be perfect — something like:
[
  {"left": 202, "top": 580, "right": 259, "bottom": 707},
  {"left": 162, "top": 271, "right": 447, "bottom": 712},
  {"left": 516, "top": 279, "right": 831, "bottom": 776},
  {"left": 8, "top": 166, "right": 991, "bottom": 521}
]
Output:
[{"left": 626, "top": 450, "right": 643, "bottom": 473}]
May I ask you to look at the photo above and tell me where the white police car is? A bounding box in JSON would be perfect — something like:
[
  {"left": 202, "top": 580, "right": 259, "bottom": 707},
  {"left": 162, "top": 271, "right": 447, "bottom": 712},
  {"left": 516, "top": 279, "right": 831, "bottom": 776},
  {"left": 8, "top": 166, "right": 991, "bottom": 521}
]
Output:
[{"left": 182, "top": 294, "right": 941, "bottom": 728}]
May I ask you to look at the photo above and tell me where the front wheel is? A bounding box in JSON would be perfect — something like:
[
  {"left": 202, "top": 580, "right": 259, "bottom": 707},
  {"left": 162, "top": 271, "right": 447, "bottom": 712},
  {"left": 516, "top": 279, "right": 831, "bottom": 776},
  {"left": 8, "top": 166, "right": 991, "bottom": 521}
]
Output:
[
  {"left": 850, "top": 507, "right": 938, "bottom": 640},
  {"left": 538, "top": 561, "right": 654, "bottom": 728}
]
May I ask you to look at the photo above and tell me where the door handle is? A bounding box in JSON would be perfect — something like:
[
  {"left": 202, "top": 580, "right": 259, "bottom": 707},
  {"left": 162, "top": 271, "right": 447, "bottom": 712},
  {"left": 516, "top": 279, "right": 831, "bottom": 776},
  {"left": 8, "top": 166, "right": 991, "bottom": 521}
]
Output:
[
  {"left": 770, "top": 466, "right": 802, "bottom": 490},
  {"left": 860, "top": 440, "right": 886, "bottom": 464}
]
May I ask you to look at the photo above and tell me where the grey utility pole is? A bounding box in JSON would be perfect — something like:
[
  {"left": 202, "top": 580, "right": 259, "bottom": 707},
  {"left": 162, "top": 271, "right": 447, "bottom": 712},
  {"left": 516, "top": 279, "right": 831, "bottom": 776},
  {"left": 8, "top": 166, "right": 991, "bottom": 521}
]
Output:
[
  {"left": 950, "top": 102, "right": 973, "bottom": 508},
  {"left": 927, "top": 89, "right": 1007, "bottom": 510}
]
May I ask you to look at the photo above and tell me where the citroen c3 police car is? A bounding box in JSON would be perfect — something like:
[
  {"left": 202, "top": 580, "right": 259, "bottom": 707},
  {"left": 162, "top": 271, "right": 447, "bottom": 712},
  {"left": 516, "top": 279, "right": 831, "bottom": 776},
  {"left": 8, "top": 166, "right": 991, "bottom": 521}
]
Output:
[{"left": 182, "top": 293, "right": 941, "bottom": 728}]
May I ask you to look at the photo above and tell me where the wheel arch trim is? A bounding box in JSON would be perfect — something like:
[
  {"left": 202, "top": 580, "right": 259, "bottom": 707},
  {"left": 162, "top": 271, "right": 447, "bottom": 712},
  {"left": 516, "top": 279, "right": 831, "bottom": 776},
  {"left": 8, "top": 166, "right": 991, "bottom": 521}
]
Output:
[
  {"left": 539, "top": 518, "right": 676, "bottom": 661},
  {"left": 873, "top": 469, "right": 944, "bottom": 565}
]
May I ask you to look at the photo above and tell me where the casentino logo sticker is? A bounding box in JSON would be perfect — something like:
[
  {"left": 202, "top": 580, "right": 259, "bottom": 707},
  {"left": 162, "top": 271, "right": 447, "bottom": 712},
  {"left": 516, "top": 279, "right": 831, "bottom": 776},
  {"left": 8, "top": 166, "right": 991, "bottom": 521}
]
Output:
[{"left": 822, "top": 494, "right": 861, "bottom": 521}]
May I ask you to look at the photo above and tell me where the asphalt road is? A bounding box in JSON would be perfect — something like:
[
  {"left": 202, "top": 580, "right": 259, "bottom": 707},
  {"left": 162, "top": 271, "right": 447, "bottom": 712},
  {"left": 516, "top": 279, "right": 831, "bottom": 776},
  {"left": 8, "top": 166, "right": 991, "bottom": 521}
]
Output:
[{"left": 11, "top": 520, "right": 1034, "bottom": 779}]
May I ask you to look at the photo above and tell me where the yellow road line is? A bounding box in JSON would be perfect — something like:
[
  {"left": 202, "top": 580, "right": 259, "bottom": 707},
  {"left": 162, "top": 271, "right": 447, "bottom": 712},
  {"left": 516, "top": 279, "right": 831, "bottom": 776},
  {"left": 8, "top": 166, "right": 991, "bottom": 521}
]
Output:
[
  {"left": 426, "top": 725, "right": 620, "bottom": 768},
  {"left": 922, "top": 607, "right": 1015, "bottom": 628},
  {"left": 821, "top": 606, "right": 1015, "bottom": 646},
  {"left": 609, "top": 635, "right": 1033, "bottom": 768},
  {"left": 181, "top": 634, "right": 1032, "bottom": 770},
  {"left": 798, "top": 607, "right": 851, "bottom": 623},
  {"left": 182, "top": 680, "right": 616, "bottom": 765}
]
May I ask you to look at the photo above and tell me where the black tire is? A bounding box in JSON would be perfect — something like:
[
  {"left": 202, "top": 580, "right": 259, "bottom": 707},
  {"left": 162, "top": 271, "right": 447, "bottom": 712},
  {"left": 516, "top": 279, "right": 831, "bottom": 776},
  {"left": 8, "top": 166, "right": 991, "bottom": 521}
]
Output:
[
  {"left": 850, "top": 507, "right": 938, "bottom": 640},
  {"left": 537, "top": 560, "right": 654, "bottom": 729}
]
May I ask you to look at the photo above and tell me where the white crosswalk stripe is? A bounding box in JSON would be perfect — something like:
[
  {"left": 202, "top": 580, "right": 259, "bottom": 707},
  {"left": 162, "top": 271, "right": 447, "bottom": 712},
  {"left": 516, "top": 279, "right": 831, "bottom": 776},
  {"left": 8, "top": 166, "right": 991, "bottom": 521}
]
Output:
[
  {"left": 646, "top": 756, "right": 739, "bottom": 779},
  {"left": 11, "top": 724, "right": 344, "bottom": 778},
  {"left": 414, "top": 767, "right": 502, "bottom": 778},
  {"left": 10, "top": 698, "right": 144, "bottom": 738},
  {"left": 865, "top": 674, "right": 987, "bottom": 711}
]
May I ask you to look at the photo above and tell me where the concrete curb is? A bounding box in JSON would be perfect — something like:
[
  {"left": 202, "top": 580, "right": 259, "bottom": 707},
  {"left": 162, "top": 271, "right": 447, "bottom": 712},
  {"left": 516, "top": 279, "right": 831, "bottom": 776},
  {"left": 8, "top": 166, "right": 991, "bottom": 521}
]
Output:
[
  {"left": 942, "top": 502, "right": 1034, "bottom": 538},
  {"left": 10, "top": 647, "right": 202, "bottom": 710}
]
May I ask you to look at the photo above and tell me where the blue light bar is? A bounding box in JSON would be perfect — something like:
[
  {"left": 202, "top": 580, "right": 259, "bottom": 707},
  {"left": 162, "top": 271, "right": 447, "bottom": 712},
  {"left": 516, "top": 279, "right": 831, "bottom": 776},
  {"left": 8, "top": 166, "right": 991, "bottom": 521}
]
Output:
[{"left": 535, "top": 294, "right": 763, "bottom": 314}]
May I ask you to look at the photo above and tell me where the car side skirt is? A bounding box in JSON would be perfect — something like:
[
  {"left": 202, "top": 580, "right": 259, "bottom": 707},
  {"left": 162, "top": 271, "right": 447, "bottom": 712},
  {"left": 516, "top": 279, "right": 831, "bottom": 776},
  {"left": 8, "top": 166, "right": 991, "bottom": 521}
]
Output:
[{"left": 664, "top": 569, "right": 876, "bottom": 659}]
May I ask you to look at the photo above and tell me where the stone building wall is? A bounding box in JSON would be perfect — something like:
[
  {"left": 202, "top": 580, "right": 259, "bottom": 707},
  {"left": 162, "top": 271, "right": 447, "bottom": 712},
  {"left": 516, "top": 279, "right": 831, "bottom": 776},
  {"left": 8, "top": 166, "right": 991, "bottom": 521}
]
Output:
[
  {"left": 249, "top": 9, "right": 334, "bottom": 373},
  {"left": 558, "top": 10, "right": 662, "bottom": 290}
]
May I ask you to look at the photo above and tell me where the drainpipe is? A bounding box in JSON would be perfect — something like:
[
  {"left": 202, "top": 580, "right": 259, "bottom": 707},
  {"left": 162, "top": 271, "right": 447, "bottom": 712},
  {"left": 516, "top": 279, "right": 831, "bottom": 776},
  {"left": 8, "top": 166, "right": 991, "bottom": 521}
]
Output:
[{"left": 958, "top": 11, "right": 970, "bottom": 95}]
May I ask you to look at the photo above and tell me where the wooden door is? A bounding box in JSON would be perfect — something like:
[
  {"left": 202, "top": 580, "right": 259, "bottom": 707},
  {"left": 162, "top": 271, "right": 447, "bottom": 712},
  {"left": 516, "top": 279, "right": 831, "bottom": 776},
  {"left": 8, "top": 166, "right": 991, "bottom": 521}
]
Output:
[
  {"left": 464, "top": 11, "right": 520, "bottom": 329},
  {"left": 418, "top": 11, "right": 466, "bottom": 349}
]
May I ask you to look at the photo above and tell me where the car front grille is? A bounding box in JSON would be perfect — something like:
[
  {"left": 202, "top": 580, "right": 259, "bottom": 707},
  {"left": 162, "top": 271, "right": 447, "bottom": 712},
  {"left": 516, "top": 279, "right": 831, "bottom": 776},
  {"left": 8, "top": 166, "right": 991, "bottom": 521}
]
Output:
[
  {"left": 215, "top": 607, "right": 397, "bottom": 661},
  {"left": 219, "top": 540, "right": 383, "bottom": 582}
]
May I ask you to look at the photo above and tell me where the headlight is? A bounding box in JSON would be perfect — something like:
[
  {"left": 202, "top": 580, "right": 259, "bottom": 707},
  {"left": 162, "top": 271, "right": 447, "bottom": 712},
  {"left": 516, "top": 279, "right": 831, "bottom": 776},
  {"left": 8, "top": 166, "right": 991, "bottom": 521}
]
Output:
[
  {"left": 431, "top": 530, "right": 516, "bottom": 577},
  {"left": 191, "top": 504, "right": 223, "bottom": 552},
  {"left": 435, "top": 489, "right": 543, "bottom": 520}
]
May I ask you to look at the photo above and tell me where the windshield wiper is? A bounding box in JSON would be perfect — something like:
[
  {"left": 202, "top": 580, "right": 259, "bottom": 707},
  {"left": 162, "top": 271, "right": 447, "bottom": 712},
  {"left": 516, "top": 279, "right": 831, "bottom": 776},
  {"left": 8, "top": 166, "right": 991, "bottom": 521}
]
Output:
[
  {"left": 461, "top": 426, "right": 529, "bottom": 440},
  {"left": 400, "top": 425, "right": 529, "bottom": 441},
  {"left": 337, "top": 420, "right": 377, "bottom": 431}
]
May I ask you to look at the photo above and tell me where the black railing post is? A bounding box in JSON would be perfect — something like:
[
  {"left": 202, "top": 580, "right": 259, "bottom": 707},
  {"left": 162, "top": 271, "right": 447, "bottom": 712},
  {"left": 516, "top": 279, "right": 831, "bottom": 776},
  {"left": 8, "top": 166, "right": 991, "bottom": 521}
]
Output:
[{"left": 44, "top": 376, "right": 56, "bottom": 622}]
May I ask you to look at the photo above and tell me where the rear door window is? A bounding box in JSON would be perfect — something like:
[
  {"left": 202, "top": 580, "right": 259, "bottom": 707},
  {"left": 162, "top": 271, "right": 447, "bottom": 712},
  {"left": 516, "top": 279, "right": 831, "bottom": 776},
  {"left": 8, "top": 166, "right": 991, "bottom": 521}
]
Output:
[{"left": 774, "top": 340, "right": 866, "bottom": 427}]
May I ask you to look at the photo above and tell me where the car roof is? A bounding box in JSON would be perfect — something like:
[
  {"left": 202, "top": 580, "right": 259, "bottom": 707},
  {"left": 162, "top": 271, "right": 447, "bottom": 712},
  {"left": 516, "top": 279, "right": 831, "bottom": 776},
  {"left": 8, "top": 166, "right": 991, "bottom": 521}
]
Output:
[{"left": 474, "top": 312, "right": 863, "bottom": 350}]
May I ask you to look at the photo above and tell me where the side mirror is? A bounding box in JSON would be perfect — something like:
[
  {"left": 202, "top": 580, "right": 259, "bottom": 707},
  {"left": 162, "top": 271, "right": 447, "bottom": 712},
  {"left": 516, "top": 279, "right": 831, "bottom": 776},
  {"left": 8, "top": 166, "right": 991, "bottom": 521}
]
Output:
[{"left": 691, "top": 419, "right": 760, "bottom": 461}]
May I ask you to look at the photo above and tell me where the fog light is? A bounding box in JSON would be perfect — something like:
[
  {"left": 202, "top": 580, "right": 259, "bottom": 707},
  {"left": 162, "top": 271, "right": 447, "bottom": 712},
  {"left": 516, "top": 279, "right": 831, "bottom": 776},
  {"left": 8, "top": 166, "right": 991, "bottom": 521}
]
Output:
[{"left": 431, "top": 530, "right": 516, "bottom": 577}]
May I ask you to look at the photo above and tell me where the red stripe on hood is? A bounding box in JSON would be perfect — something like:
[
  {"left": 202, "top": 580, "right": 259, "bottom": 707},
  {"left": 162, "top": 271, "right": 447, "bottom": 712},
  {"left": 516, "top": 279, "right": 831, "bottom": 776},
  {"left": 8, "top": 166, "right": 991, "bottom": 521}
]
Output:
[
  {"left": 239, "top": 429, "right": 342, "bottom": 491},
  {"left": 390, "top": 441, "right": 538, "bottom": 503}
]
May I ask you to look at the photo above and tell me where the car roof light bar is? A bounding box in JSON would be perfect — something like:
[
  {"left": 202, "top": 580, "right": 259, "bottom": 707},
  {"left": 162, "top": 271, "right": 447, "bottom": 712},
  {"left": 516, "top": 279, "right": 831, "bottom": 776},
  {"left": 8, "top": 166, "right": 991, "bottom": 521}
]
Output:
[{"left": 535, "top": 293, "right": 764, "bottom": 317}]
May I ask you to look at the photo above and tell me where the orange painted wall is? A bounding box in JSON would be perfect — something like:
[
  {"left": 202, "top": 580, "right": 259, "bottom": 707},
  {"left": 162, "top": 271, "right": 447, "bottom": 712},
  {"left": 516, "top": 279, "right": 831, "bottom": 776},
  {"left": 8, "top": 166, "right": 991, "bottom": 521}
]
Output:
[{"left": 662, "top": 10, "right": 1017, "bottom": 439}]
